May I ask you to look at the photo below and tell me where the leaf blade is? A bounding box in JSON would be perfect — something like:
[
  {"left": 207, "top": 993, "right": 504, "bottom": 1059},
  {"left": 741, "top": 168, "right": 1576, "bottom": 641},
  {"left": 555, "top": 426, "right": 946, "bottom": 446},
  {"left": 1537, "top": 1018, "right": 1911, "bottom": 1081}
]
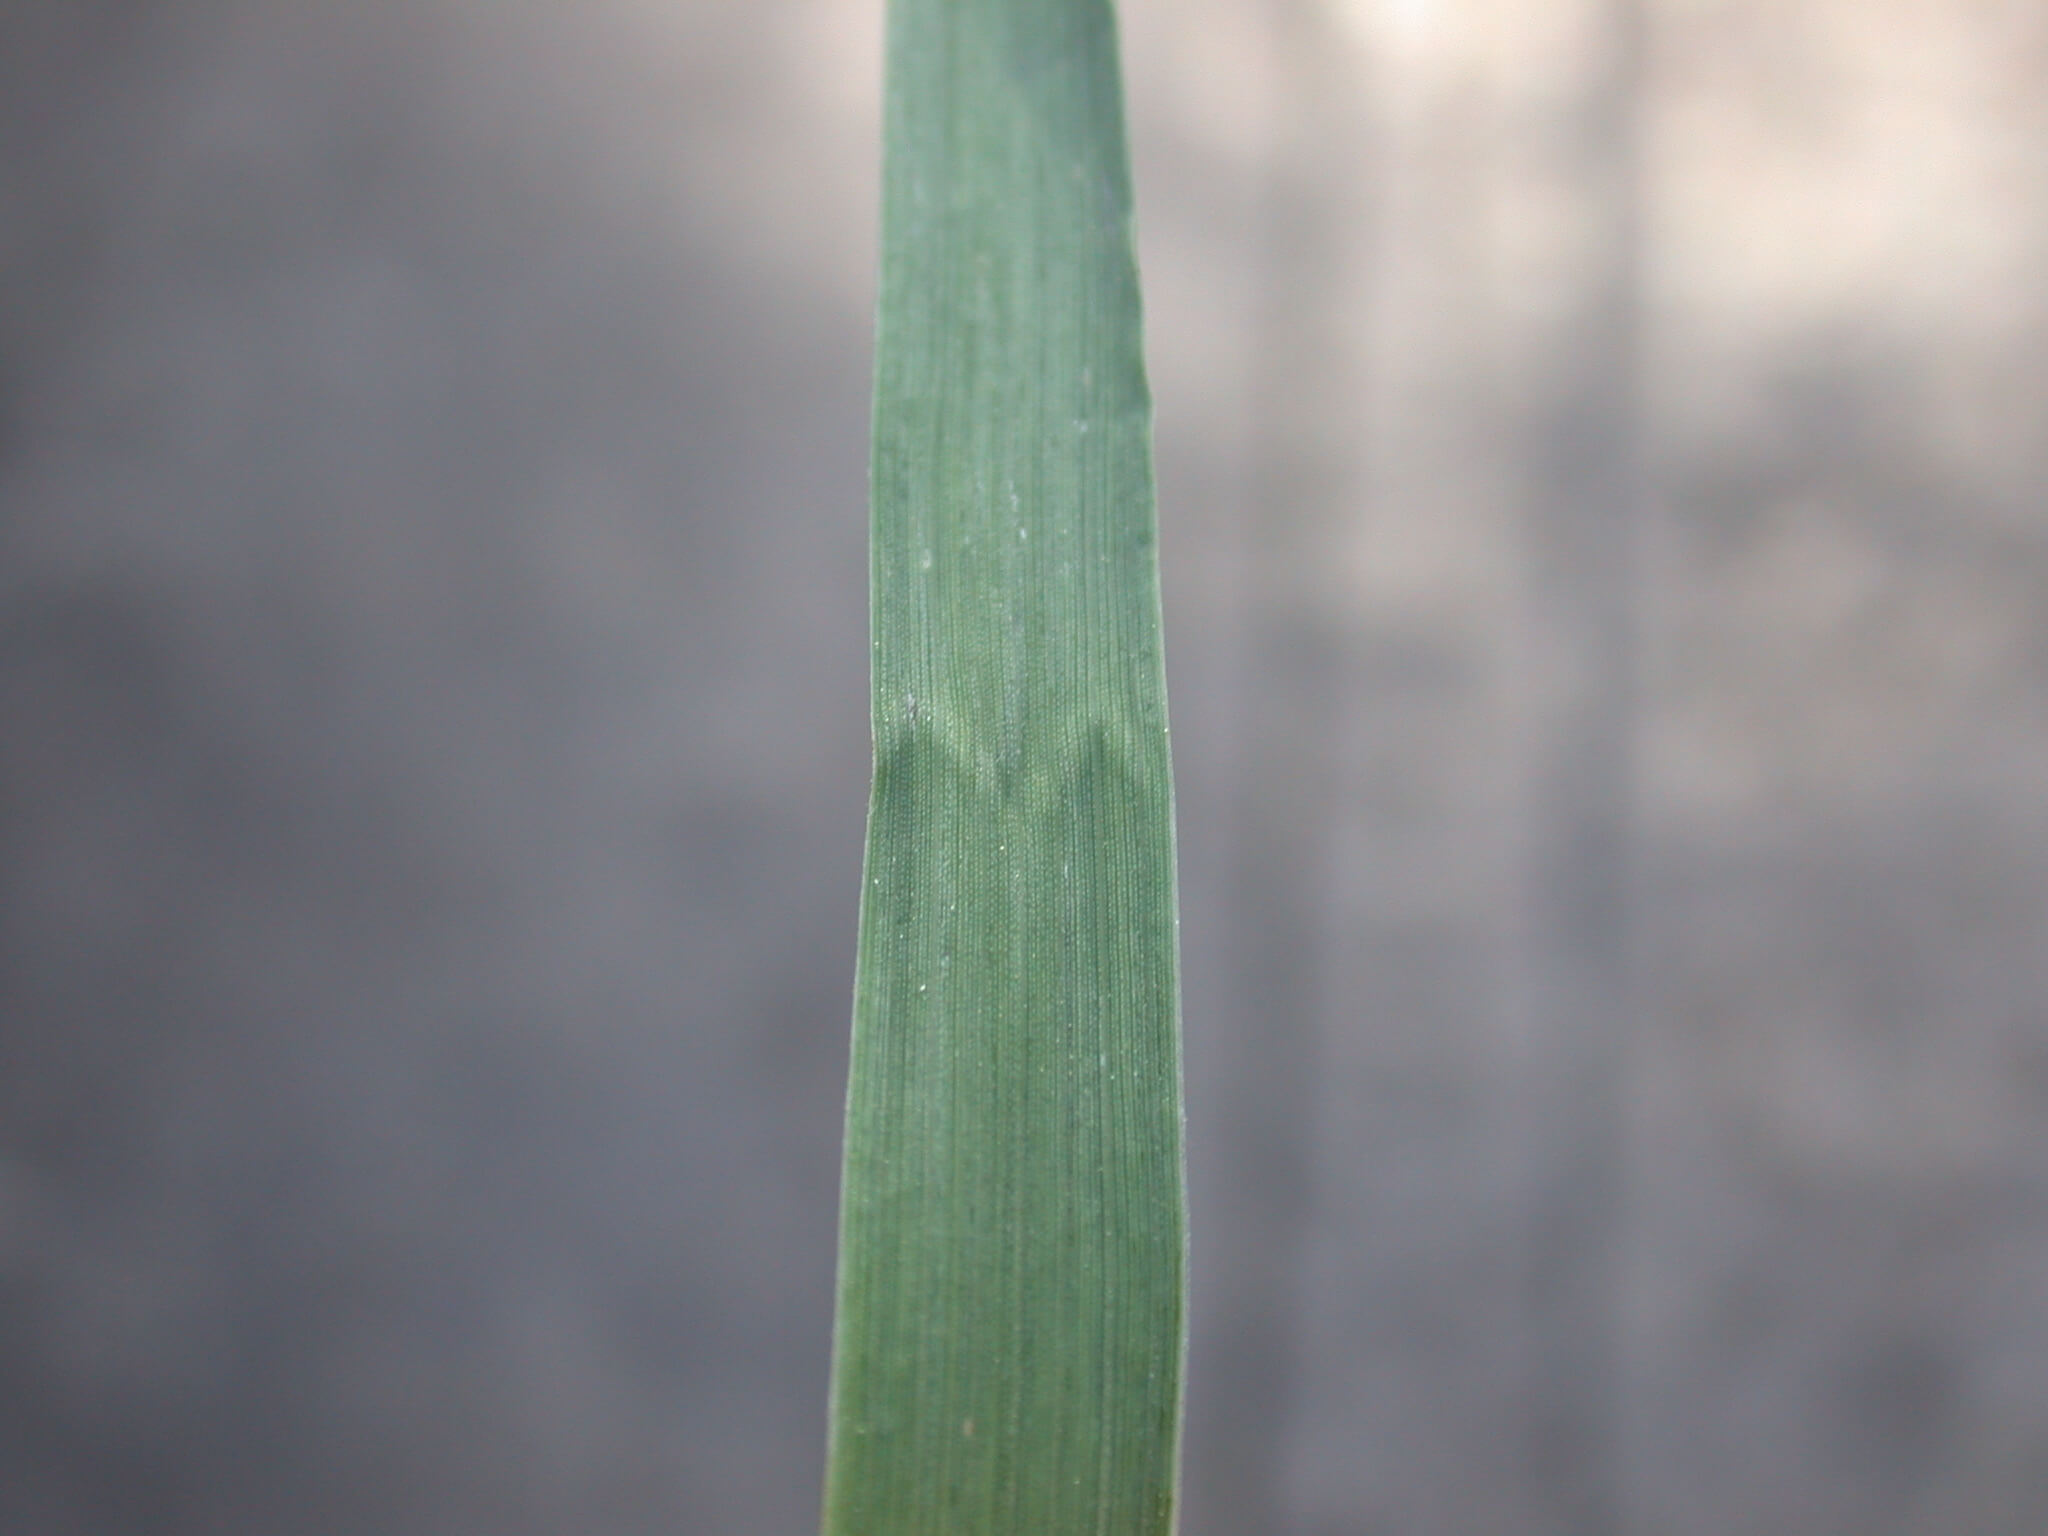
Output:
[{"left": 822, "top": 3, "right": 1185, "bottom": 1533}]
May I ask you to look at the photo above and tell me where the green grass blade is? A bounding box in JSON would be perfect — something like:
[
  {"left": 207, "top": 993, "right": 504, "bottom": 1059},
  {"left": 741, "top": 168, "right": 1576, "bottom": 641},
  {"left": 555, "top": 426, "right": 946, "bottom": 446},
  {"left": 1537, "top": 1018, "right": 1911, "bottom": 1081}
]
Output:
[{"left": 821, "top": 2, "right": 1185, "bottom": 1533}]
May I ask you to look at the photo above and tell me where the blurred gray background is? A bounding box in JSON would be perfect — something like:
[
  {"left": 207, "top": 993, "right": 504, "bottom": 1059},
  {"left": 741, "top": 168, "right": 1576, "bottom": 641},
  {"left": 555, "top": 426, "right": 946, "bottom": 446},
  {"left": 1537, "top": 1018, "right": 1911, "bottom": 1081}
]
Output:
[{"left": 4, "top": 2, "right": 2046, "bottom": 1533}]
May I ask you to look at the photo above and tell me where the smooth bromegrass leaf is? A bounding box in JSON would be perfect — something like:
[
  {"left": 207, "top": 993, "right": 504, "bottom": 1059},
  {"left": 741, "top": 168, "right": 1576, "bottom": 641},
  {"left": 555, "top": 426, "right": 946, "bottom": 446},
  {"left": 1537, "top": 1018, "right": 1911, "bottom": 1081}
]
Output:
[{"left": 820, "top": 2, "right": 1185, "bottom": 1534}]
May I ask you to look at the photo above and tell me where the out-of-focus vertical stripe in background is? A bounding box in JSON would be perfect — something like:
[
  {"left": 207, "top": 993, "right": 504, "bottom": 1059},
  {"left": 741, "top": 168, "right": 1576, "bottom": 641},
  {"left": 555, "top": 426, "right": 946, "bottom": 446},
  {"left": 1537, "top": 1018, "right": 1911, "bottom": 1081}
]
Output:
[{"left": 4, "top": 4, "right": 2046, "bottom": 1533}]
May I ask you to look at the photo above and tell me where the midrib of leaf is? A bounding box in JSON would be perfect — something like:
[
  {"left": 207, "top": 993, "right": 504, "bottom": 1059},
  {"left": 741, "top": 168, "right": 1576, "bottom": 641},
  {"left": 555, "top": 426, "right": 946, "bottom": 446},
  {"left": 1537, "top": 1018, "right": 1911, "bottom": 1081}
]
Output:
[{"left": 821, "top": 2, "right": 1185, "bottom": 1534}]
